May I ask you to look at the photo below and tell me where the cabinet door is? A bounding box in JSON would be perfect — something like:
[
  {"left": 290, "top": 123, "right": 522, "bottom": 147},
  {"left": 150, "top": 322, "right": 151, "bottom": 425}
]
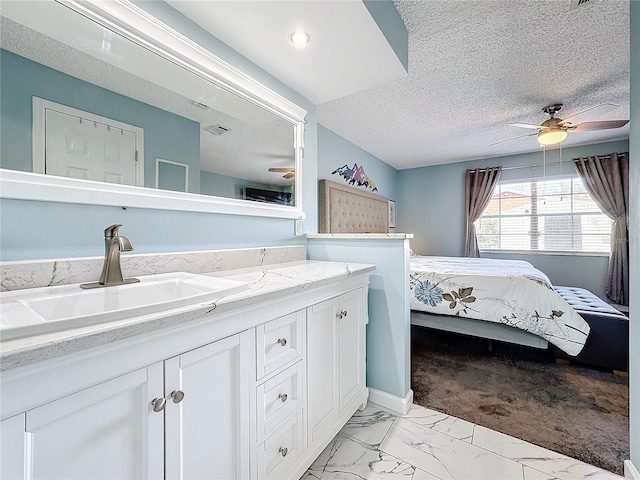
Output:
[
  {"left": 165, "top": 331, "right": 251, "bottom": 480},
  {"left": 338, "top": 288, "right": 365, "bottom": 410},
  {"left": 306, "top": 297, "right": 339, "bottom": 445},
  {"left": 1, "top": 414, "right": 25, "bottom": 480},
  {"left": 25, "top": 364, "right": 164, "bottom": 480}
]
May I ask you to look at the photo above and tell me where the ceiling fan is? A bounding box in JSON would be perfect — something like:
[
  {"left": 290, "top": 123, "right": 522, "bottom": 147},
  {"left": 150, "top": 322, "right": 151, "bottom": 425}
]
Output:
[
  {"left": 492, "top": 103, "right": 629, "bottom": 146},
  {"left": 268, "top": 167, "right": 295, "bottom": 179}
]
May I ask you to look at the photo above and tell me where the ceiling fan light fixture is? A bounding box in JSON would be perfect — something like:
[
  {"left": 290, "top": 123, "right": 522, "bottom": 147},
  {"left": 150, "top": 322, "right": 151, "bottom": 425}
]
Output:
[
  {"left": 289, "top": 29, "right": 310, "bottom": 48},
  {"left": 538, "top": 128, "right": 568, "bottom": 145}
]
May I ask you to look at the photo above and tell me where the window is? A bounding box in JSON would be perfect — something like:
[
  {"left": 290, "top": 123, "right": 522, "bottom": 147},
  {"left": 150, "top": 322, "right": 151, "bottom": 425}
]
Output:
[{"left": 476, "top": 176, "right": 611, "bottom": 254}]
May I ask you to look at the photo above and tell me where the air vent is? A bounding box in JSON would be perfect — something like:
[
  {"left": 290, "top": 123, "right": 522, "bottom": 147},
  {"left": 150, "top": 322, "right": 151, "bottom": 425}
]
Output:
[
  {"left": 204, "top": 124, "right": 230, "bottom": 135},
  {"left": 190, "top": 100, "right": 209, "bottom": 110},
  {"left": 569, "top": 0, "right": 597, "bottom": 11}
]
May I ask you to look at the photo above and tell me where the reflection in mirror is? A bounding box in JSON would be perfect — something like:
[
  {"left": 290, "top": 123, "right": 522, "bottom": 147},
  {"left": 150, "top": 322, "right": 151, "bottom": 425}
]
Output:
[{"left": 0, "top": 1, "right": 300, "bottom": 208}]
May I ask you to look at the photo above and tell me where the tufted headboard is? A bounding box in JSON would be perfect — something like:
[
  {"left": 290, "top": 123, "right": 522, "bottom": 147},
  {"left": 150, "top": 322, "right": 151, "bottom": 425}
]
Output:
[{"left": 318, "top": 179, "right": 389, "bottom": 233}]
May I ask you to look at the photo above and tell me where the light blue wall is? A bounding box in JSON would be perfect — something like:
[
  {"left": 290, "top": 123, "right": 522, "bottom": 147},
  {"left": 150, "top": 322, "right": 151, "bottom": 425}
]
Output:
[
  {"left": 396, "top": 140, "right": 629, "bottom": 301},
  {"left": 0, "top": 4, "right": 317, "bottom": 261},
  {"left": 157, "top": 161, "right": 190, "bottom": 193},
  {"left": 318, "top": 125, "right": 398, "bottom": 200},
  {"left": 628, "top": 0, "right": 639, "bottom": 470},
  {"left": 1, "top": 199, "right": 304, "bottom": 260},
  {"left": 0, "top": 49, "right": 201, "bottom": 193}
]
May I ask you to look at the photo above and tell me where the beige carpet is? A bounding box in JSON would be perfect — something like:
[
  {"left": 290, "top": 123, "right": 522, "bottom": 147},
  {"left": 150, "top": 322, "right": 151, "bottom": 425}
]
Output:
[{"left": 411, "top": 326, "right": 629, "bottom": 476}]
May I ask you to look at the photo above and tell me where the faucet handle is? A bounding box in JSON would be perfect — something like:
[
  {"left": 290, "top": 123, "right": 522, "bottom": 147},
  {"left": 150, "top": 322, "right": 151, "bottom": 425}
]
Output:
[{"left": 104, "top": 224, "right": 123, "bottom": 239}]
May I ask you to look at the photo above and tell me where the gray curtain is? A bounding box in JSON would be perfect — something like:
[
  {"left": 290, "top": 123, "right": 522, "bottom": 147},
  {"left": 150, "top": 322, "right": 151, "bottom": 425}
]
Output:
[
  {"left": 574, "top": 152, "right": 629, "bottom": 305},
  {"left": 464, "top": 166, "right": 502, "bottom": 257}
]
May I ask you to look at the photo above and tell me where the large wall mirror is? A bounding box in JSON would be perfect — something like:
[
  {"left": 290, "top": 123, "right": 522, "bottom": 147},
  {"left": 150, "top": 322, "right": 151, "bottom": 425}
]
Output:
[{"left": 0, "top": 0, "right": 306, "bottom": 219}]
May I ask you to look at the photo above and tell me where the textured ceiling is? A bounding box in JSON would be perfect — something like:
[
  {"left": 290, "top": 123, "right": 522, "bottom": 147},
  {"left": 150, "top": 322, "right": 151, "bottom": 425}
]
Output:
[{"left": 319, "top": 0, "right": 630, "bottom": 169}]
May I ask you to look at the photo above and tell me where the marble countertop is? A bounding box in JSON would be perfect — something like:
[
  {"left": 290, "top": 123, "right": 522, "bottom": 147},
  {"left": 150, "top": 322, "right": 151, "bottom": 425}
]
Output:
[
  {"left": 307, "top": 233, "right": 413, "bottom": 239},
  {"left": 0, "top": 260, "right": 375, "bottom": 371}
]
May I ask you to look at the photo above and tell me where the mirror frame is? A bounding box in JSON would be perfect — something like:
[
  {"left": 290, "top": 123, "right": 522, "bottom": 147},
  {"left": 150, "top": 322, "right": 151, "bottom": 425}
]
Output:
[{"left": 0, "top": 0, "right": 307, "bottom": 220}]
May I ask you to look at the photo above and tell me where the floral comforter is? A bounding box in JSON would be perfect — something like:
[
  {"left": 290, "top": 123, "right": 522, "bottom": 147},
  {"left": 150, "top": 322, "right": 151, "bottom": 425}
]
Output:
[{"left": 410, "top": 256, "right": 590, "bottom": 356}]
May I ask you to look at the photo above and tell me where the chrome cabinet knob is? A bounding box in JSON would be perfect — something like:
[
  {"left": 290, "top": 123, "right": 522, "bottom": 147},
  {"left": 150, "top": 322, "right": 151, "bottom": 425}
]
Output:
[
  {"left": 343, "top": 310, "right": 348, "bottom": 317},
  {"left": 171, "top": 390, "right": 185, "bottom": 403},
  {"left": 277, "top": 338, "right": 287, "bottom": 347},
  {"left": 279, "top": 447, "right": 288, "bottom": 457},
  {"left": 151, "top": 397, "right": 166, "bottom": 412},
  {"left": 278, "top": 393, "right": 288, "bottom": 403},
  {"left": 336, "top": 312, "right": 343, "bottom": 319}
]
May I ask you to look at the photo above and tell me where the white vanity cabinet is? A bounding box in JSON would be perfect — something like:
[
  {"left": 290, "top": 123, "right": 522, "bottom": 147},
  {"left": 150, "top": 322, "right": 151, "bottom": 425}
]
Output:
[
  {"left": 253, "top": 286, "right": 368, "bottom": 480},
  {"left": 0, "top": 414, "right": 25, "bottom": 479},
  {"left": 306, "top": 288, "right": 366, "bottom": 447},
  {"left": 254, "top": 311, "right": 306, "bottom": 480},
  {"left": 24, "top": 364, "right": 164, "bottom": 480},
  {"left": 0, "top": 267, "right": 371, "bottom": 480},
  {"left": 164, "top": 331, "right": 252, "bottom": 480},
  {"left": 1, "top": 332, "right": 252, "bottom": 480}
]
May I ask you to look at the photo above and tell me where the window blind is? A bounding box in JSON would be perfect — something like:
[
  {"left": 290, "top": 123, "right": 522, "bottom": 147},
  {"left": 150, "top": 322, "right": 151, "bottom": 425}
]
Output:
[{"left": 476, "top": 176, "right": 611, "bottom": 253}]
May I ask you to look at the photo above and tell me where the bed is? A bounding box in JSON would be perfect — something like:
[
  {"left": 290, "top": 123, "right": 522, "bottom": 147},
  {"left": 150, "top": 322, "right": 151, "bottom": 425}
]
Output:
[
  {"left": 409, "top": 256, "right": 591, "bottom": 356},
  {"left": 317, "top": 179, "right": 591, "bottom": 357}
]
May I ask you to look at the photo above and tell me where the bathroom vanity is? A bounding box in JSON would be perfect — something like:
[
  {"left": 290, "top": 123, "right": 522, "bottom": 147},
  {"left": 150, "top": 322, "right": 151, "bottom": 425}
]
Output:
[
  {"left": 0, "top": 2, "right": 371, "bottom": 476},
  {"left": 0, "top": 249, "right": 373, "bottom": 479}
]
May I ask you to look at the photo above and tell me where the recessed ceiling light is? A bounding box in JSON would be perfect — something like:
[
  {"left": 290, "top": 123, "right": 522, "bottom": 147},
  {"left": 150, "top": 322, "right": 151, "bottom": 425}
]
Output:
[{"left": 289, "top": 29, "right": 310, "bottom": 48}]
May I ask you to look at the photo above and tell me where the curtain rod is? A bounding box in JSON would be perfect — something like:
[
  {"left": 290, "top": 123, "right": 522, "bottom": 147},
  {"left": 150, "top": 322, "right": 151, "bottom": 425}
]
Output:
[{"left": 470, "top": 154, "right": 613, "bottom": 173}]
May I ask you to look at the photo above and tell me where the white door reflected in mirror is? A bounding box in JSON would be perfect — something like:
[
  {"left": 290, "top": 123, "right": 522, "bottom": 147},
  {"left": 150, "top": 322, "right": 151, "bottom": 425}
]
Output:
[{"left": 35, "top": 98, "right": 143, "bottom": 186}]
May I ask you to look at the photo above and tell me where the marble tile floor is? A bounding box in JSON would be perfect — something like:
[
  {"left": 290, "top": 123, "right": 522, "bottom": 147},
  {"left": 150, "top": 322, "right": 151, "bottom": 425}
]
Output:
[{"left": 302, "top": 403, "right": 623, "bottom": 480}]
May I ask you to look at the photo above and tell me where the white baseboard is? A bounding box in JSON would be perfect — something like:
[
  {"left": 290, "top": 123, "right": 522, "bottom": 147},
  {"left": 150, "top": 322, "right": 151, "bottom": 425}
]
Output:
[
  {"left": 625, "top": 460, "right": 640, "bottom": 480},
  {"left": 368, "top": 387, "right": 414, "bottom": 415}
]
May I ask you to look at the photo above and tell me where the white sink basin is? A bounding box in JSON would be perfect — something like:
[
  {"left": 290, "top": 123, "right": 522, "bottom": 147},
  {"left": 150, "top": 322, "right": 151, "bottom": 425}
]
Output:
[{"left": 0, "top": 272, "right": 248, "bottom": 342}]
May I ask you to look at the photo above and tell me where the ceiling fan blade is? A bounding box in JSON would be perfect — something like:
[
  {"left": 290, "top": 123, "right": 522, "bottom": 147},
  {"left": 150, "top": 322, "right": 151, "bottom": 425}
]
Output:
[
  {"left": 509, "top": 123, "right": 541, "bottom": 129},
  {"left": 268, "top": 168, "right": 294, "bottom": 173},
  {"left": 283, "top": 172, "right": 295, "bottom": 179},
  {"left": 490, "top": 132, "right": 537, "bottom": 146},
  {"left": 569, "top": 120, "right": 629, "bottom": 132},
  {"left": 558, "top": 103, "right": 619, "bottom": 126}
]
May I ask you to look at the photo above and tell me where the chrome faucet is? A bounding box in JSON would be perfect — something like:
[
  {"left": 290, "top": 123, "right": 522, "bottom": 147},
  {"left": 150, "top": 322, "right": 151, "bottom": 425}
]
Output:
[{"left": 81, "top": 224, "right": 139, "bottom": 289}]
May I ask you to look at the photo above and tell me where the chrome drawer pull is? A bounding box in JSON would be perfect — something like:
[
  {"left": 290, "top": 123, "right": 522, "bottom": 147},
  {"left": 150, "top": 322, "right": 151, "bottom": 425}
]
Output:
[
  {"left": 279, "top": 447, "right": 288, "bottom": 457},
  {"left": 171, "top": 390, "right": 185, "bottom": 403},
  {"left": 151, "top": 397, "right": 166, "bottom": 412},
  {"left": 278, "top": 393, "right": 288, "bottom": 403},
  {"left": 277, "top": 338, "right": 287, "bottom": 347}
]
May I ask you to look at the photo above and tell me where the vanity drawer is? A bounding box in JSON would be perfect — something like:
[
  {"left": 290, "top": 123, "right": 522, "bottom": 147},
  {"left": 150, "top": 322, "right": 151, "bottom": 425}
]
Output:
[
  {"left": 256, "top": 361, "right": 303, "bottom": 443},
  {"left": 256, "top": 310, "right": 304, "bottom": 379},
  {"left": 257, "top": 409, "right": 304, "bottom": 480}
]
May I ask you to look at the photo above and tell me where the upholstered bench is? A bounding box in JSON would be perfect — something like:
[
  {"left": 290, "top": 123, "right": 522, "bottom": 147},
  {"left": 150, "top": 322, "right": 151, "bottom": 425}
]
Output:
[{"left": 553, "top": 286, "right": 629, "bottom": 372}]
